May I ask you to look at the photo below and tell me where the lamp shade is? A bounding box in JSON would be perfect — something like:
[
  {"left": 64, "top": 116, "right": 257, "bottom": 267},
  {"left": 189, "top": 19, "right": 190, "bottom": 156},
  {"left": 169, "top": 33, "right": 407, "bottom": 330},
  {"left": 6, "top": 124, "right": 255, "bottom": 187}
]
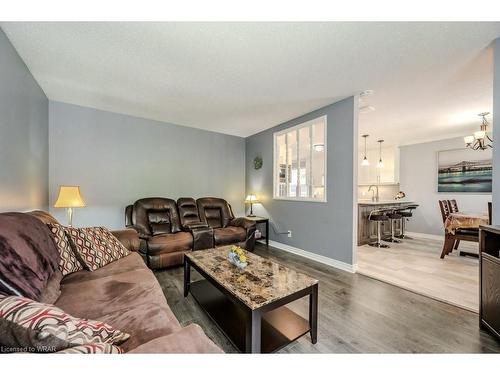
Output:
[
  {"left": 245, "top": 194, "right": 259, "bottom": 203},
  {"left": 54, "top": 186, "right": 86, "bottom": 208}
]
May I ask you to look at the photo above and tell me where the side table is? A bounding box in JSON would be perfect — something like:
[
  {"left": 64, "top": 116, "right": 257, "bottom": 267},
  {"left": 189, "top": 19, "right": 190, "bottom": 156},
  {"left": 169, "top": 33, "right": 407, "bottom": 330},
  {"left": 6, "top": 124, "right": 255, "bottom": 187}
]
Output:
[{"left": 245, "top": 216, "right": 269, "bottom": 246}]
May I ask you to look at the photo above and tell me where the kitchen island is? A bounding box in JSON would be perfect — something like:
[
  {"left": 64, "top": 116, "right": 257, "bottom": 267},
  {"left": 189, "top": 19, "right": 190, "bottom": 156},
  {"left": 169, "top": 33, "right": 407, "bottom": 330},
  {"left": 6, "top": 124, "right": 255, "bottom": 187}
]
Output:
[{"left": 358, "top": 200, "right": 416, "bottom": 246}]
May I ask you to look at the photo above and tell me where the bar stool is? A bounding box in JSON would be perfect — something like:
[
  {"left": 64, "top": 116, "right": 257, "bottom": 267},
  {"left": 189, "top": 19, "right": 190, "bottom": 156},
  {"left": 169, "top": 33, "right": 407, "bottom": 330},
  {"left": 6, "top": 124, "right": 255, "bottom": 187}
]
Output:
[
  {"left": 384, "top": 210, "right": 402, "bottom": 243},
  {"left": 368, "top": 211, "right": 390, "bottom": 248},
  {"left": 396, "top": 204, "right": 418, "bottom": 239}
]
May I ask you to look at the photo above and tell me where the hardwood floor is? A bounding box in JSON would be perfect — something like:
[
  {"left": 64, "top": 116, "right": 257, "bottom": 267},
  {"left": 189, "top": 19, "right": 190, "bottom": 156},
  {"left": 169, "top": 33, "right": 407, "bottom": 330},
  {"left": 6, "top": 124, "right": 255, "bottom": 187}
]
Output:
[
  {"left": 357, "top": 237, "right": 479, "bottom": 312},
  {"left": 154, "top": 242, "right": 500, "bottom": 353}
]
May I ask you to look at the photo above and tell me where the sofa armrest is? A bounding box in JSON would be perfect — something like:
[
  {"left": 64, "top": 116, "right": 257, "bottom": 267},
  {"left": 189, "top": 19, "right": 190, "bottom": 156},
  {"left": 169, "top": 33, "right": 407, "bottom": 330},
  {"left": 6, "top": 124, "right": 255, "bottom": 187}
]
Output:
[
  {"left": 111, "top": 229, "right": 140, "bottom": 252},
  {"left": 229, "top": 217, "right": 256, "bottom": 231},
  {"left": 125, "top": 225, "right": 150, "bottom": 240},
  {"left": 228, "top": 217, "right": 256, "bottom": 251}
]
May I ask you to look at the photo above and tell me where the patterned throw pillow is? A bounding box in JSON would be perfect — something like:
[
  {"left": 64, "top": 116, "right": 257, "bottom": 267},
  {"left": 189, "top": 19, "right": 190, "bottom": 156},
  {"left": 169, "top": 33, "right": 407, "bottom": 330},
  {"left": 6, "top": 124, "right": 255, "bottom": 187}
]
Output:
[
  {"left": 66, "top": 227, "right": 130, "bottom": 271},
  {"left": 47, "top": 223, "right": 84, "bottom": 276},
  {"left": 56, "top": 343, "right": 123, "bottom": 354},
  {"left": 95, "top": 227, "right": 130, "bottom": 259},
  {"left": 0, "top": 295, "right": 129, "bottom": 353}
]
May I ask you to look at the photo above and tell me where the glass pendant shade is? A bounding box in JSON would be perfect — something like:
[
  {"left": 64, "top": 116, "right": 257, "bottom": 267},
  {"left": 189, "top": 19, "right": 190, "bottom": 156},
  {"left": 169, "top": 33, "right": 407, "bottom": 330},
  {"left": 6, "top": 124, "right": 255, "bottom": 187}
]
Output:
[
  {"left": 464, "top": 135, "right": 474, "bottom": 145},
  {"left": 361, "top": 134, "right": 370, "bottom": 167},
  {"left": 474, "top": 130, "right": 486, "bottom": 140},
  {"left": 376, "top": 139, "right": 384, "bottom": 168}
]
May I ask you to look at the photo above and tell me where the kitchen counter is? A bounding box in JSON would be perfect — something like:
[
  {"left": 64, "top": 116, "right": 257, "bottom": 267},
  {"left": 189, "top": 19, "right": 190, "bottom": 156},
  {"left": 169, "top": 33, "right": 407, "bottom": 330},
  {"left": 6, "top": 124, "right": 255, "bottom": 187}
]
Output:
[
  {"left": 357, "top": 200, "right": 416, "bottom": 245},
  {"left": 358, "top": 200, "right": 415, "bottom": 206}
]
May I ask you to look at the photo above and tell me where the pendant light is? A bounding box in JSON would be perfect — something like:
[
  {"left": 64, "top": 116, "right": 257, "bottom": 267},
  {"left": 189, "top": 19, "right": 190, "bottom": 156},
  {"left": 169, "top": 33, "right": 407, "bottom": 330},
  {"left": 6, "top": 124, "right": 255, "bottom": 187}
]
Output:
[
  {"left": 361, "top": 135, "right": 370, "bottom": 166},
  {"left": 376, "top": 139, "right": 384, "bottom": 168},
  {"left": 464, "top": 112, "right": 493, "bottom": 150}
]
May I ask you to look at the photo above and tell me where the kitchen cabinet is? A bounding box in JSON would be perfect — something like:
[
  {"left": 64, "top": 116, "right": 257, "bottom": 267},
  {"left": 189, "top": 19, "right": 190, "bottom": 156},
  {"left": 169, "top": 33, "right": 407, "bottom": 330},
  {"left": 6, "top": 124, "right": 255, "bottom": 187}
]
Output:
[{"left": 358, "top": 145, "right": 399, "bottom": 185}]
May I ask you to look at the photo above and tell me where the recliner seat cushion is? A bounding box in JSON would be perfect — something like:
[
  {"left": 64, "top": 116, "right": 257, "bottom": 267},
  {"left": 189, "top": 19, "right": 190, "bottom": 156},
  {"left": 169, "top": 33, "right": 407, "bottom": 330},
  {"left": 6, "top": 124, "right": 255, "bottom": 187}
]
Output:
[
  {"left": 213, "top": 226, "right": 246, "bottom": 246},
  {"left": 147, "top": 232, "right": 193, "bottom": 255}
]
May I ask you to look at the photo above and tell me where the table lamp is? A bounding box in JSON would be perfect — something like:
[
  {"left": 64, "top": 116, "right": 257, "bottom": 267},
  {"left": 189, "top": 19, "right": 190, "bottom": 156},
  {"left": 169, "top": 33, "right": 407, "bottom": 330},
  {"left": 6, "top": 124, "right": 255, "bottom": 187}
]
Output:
[
  {"left": 54, "top": 186, "right": 86, "bottom": 227},
  {"left": 245, "top": 194, "right": 259, "bottom": 217}
]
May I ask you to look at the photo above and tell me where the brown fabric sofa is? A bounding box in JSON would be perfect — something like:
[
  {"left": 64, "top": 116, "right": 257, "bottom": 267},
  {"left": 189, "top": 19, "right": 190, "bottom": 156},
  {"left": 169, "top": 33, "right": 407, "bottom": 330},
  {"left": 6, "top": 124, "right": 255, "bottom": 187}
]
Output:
[
  {"left": 125, "top": 197, "right": 256, "bottom": 269},
  {"left": 0, "top": 210, "right": 222, "bottom": 354}
]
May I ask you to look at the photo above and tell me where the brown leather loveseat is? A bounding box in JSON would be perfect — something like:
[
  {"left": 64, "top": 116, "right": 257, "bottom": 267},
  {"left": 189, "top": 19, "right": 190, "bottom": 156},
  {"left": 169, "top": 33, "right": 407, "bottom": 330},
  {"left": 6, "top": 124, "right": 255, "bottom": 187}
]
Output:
[{"left": 125, "top": 197, "right": 256, "bottom": 269}]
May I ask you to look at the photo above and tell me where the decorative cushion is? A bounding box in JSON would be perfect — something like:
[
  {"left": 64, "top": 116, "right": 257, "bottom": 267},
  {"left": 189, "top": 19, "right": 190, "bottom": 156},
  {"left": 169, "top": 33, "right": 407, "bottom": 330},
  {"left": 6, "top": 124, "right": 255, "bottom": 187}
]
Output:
[
  {"left": 66, "top": 227, "right": 130, "bottom": 271},
  {"left": 56, "top": 343, "right": 123, "bottom": 354},
  {"left": 96, "top": 227, "right": 130, "bottom": 260},
  {"left": 47, "top": 223, "right": 84, "bottom": 276},
  {"left": 0, "top": 212, "right": 60, "bottom": 301},
  {"left": 0, "top": 295, "right": 130, "bottom": 353}
]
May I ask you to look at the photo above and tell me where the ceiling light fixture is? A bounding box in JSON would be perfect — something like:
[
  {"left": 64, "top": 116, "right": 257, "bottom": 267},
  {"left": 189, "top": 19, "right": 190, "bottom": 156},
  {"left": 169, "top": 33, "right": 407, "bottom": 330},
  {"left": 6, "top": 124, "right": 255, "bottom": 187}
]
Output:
[
  {"left": 361, "top": 134, "right": 370, "bottom": 166},
  {"left": 313, "top": 143, "right": 325, "bottom": 152},
  {"left": 377, "top": 139, "right": 384, "bottom": 168},
  {"left": 464, "top": 112, "right": 493, "bottom": 150},
  {"left": 359, "top": 105, "right": 375, "bottom": 114},
  {"left": 359, "top": 90, "right": 375, "bottom": 98}
]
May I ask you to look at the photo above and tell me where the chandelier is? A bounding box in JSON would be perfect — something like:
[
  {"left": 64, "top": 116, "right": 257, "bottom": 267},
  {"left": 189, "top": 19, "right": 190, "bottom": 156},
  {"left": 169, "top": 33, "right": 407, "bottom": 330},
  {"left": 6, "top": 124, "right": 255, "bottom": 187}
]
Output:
[{"left": 464, "top": 112, "right": 493, "bottom": 150}]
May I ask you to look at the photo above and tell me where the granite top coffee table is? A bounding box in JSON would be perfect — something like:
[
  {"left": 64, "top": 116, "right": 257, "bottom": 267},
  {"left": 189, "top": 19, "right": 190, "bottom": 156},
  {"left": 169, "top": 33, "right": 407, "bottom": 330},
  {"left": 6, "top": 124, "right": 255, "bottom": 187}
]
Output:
[{"left": 184, "top": 246, "right": 318, "bottom": 353}]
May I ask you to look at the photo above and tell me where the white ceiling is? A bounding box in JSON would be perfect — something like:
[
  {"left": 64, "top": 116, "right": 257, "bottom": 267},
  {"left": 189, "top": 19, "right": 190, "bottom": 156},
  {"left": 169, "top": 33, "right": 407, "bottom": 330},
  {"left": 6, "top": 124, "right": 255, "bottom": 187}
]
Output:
[{"left": 2, "top": 22, "right": 500, "bottom": 143}]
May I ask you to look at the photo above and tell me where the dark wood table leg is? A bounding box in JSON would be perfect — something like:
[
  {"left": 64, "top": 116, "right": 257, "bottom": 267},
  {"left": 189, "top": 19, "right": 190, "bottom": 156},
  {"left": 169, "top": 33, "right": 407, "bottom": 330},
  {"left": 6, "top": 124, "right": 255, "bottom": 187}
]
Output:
[
  {"left": 183, "top": 258, "right": 191, "bottom": 297},
  {"left": 266, "top": 220, "right": 269, "bottom": 246},
  {"left": 309, "top": 284, "right": 318, "bottom": 344},
  {"left": 245, "top": 309, "right": 262, "bottom": 353}
]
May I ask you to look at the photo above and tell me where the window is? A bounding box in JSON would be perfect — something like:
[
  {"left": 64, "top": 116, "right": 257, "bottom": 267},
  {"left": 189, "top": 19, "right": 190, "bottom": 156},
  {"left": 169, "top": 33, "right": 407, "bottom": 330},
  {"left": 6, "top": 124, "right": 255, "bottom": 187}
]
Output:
[{"left": 273, "top": 116, "right": 326, "bottom": 202}]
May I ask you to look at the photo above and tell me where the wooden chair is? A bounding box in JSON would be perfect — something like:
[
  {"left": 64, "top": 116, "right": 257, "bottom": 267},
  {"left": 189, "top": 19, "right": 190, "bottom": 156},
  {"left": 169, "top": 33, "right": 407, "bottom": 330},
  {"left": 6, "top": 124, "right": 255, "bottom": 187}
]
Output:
[
  {"left": 448, "top": 199, "right": 459, "bottom": 213},
  {"left": 447, "top": 200, "right": 460, "bottom": 250},
  {"left": 488, "top": 201, "right": 492, "bottom": 225},
  {"left": 438, "top": 200, "right": 478, "bottom": 259}
]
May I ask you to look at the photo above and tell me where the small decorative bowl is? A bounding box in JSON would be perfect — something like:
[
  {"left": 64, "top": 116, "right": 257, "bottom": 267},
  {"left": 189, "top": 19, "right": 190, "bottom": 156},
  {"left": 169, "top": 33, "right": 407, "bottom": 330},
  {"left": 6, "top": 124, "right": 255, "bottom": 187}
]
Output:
[{"left": 228, "top": 251, "right": 248, "bottom": 269}]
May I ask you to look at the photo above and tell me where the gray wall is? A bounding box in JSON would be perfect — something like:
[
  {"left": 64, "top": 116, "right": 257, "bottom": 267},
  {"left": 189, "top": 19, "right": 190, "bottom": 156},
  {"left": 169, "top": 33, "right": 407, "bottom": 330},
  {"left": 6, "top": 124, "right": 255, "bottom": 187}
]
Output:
[
  {"left": 49, "top": 101, "right": 246, "bottom": 229},
  {"left": 493, "top": 38, "right": 500, "bottom": 224},
  {"left": 400, "top": 137, "right": 492, "bottom": 236},
  {"left": 246, "top": 97, "right": 358, "bottom": 265},
  {"left": 0, "top": 29, "right": 48, "bottom": 211}
]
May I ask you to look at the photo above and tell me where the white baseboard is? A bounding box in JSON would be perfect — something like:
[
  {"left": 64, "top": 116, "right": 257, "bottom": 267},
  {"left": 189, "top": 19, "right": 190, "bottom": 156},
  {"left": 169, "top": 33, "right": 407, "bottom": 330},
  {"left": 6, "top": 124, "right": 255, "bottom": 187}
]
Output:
[
  {"left": 267, "top": 240, "right": 355, "bottom": 273},
  {"left": 405, "top": 231, "right": 443, "bottom": 241}
]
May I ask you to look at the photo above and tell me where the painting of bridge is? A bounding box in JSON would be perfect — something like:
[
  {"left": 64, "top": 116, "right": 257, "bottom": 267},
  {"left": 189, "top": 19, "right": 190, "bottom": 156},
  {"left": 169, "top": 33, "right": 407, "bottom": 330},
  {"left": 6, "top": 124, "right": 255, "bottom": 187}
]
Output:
[{"left": 437, "top": 149, "right": 492, "bottom": 193}]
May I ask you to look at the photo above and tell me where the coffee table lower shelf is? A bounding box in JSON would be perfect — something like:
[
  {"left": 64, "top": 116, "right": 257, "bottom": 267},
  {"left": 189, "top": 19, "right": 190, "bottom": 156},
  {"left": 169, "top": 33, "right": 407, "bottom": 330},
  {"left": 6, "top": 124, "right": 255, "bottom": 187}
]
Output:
[{"left": 190, "top": 279, "right": 310, "bottom": 353}]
